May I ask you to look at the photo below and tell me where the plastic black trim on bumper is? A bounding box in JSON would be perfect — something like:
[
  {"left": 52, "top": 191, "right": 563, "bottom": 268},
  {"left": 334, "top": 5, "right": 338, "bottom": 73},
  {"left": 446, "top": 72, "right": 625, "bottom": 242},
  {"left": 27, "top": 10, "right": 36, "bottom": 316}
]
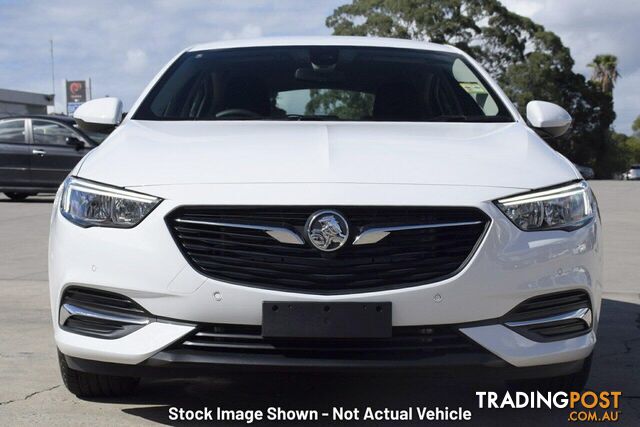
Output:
[{"left": 64, "top": 350, "right": 587, "bottom": 380}]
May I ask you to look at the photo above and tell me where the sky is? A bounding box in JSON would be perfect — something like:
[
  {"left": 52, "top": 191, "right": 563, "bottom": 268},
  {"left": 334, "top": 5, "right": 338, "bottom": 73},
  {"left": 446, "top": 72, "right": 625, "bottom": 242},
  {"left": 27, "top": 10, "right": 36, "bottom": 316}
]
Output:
[{"left": 0, "top": 0, "right": 638, "bottom": 133}]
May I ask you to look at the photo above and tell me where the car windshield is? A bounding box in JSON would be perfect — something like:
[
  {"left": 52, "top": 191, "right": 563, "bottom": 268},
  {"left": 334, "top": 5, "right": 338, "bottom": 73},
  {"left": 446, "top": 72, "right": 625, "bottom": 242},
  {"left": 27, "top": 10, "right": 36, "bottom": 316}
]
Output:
[{"left": 134, "top": 46, "right": 513, "bottom": 122}]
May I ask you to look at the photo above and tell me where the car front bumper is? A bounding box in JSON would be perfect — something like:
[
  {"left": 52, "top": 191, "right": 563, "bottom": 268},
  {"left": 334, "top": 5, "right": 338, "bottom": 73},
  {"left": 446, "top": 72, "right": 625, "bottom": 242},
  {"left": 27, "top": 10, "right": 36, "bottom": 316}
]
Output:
[
  {"left": 49, "top": 183, "right": 602, "bottom": 371},
  {"left": 62, "top": 347, "right": 589, "bottom": 381}
]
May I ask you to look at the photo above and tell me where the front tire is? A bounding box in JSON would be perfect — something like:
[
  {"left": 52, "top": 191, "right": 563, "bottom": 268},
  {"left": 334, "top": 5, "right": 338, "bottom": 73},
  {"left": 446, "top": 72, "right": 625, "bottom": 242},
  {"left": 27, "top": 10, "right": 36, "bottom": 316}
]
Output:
[
  {"left": 507, "top": 355, "right": 593, "bottom": 392},
  {"left": 4, "top": 192, "right": 33, "bottom": 201},
  {"left": 58, "top": 351, "right": 140, "bottom": 398}
]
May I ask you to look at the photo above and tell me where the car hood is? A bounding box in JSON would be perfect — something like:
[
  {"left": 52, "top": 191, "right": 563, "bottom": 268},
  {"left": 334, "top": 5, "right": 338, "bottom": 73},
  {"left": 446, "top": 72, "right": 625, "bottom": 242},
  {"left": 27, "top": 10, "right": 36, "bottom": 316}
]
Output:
[{"left": 77, "top": 120, "right": 578, "bottom": 191}]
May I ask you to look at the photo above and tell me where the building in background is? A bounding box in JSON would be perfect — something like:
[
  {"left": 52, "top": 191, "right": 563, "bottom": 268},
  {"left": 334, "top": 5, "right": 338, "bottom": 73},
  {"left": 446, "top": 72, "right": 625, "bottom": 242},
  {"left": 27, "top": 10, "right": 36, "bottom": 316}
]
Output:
[{"left": 0, "top": 88, "right": 54, "bottom": 116}]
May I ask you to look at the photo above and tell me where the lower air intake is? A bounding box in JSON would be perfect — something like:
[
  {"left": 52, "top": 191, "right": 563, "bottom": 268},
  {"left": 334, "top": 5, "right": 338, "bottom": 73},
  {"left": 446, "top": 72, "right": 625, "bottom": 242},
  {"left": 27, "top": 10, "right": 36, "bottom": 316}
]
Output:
[
  {"left": 59, "top": 287, "right": 151, "bottom": 339},
  {"left": 503, "top": 290, "right": 592, "bottom": 342},
  {"left": 171, "top": 323, "right": 488, "bottom": 360}
]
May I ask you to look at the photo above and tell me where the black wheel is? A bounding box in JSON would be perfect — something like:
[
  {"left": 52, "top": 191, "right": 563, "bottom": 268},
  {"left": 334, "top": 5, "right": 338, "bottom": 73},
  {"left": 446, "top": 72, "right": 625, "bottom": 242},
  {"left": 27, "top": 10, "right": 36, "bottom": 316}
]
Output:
[
  {"left": 507, "top": 355, "right": 593, "bottom": 392},
  {"left": 58, "top": 351, "right": 140, "bottom": 398},
  {"left": 4, "top": 192, "right": 32, "bottom": 201}
]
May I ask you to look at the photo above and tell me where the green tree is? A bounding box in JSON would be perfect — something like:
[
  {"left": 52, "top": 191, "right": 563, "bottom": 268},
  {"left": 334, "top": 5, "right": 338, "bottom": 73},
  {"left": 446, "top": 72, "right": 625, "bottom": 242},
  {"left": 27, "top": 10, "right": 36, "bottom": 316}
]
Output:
[
  {"left": 305, "top": 89, "right": 374, "bottom": 119},
  {"left": 588, "top": 54, "right": 621, "bottom": 94},
  {"left": 325, "top": 0, "right": 617, "bottom": 176},
  {"left": 326, "top": 0, "right": 574, "bottom": 76},
  {"left": 598, "top": 131, "right": 633, "bottom": 177},
  {"left": 604, "top": 131, "right": 640, "bottom": 174},
  {"left": 632, "top": 115, "right": 640, "bottom": 137}
]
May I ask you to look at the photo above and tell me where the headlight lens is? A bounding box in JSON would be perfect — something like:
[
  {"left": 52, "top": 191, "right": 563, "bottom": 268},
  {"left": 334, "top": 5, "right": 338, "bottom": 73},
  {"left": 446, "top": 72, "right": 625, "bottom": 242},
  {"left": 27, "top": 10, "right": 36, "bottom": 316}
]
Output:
[
  {"left": 496, "top": 181, "right": 595, "bottom": 231},
  {"left": 60, "top": 177, "right": 161, "bottom": 228}
]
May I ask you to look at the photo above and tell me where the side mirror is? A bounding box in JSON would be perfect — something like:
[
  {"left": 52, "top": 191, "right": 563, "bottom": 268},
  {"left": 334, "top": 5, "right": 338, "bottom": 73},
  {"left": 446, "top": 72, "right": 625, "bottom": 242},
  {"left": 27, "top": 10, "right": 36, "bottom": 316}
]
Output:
[
  {"left": 74, "top": 97, "right": 123, "bottom": 133},
  {"left": 526, "top": 100, "right": 572, "bottom": 138},
  {"left": 65, "top": 136, "right": 84, "bottom": 150}
]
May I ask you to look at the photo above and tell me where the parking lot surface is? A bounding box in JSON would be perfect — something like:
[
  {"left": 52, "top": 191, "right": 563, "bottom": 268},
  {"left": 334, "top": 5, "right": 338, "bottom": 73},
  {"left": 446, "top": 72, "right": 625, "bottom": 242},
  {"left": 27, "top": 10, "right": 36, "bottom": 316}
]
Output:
[{"left": 0, "top": 181, "right": 638, "bottom": 425}]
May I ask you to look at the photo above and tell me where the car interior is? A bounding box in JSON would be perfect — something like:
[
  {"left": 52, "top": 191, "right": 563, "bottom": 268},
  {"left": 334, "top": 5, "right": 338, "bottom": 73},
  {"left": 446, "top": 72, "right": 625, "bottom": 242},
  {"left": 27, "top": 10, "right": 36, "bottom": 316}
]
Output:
[{"left": 137, "top": 46, "right": 512, "bottom": 122}]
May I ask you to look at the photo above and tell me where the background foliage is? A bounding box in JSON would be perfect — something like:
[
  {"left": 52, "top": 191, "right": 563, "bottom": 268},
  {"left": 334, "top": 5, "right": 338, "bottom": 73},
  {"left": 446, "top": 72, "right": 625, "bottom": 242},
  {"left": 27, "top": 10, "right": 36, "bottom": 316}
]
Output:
[{"left": 325, "top": 0, "right": 638, "bottom": 177}]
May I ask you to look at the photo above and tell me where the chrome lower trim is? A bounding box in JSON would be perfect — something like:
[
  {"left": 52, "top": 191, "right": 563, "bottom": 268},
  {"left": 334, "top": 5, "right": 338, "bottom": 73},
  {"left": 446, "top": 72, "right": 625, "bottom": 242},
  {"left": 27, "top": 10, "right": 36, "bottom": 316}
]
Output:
[
  {"left": 504, "top": 307, "right": 592, "bottom": 328},
  {"left": 174, "top": 218, "right": 304, "bottom": 245},
  {"left": 352, "top": 220, "right": 484, "bottom": 245},
  {"left": 59, "top": 303, "right": 150, "bottom": 326}
]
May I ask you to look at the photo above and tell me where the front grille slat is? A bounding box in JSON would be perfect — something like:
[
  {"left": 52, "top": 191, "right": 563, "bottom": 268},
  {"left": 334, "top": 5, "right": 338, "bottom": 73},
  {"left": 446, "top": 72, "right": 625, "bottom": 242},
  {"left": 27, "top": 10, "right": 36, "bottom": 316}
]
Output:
[
  {"left": 189, "top": 253, "right": 464, "bottom": 276},
  {"left": 172, "top": 324, "right": 485, "bottom": 359},
  {"left": 167, "top": 206, "right": 489, "bottom": 294},
  {"left": 505, "top": 290, "right": 591, "bottom": 322},
  {"left": 516, "top": 294, "right": 589, "bottom": 311},
  {"left": 183, "top": 341, "right": 276, "bottom": 351},
  {"left": 194, "top": 332, "right": 265, "bottom": 340},
  {"left": 528, "top": 320, "right": 590, "bottom": 337}
]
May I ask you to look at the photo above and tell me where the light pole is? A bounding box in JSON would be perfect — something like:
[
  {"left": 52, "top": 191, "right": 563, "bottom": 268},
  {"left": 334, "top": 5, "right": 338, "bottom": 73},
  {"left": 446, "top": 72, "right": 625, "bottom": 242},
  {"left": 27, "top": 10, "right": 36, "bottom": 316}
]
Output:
[{"left": 50, "top": 39, "right": 55, "bottom": 113}]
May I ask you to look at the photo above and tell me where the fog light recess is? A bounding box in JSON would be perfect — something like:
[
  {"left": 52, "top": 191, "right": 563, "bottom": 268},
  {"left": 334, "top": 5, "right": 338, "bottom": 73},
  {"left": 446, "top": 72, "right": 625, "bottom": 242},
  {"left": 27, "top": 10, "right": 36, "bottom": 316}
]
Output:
[
  {"left": 502, "top": 290, "right": 592, "bottom": 342},
  {"left": 59, "top": 287, "right": 152, "bottom": 339}
]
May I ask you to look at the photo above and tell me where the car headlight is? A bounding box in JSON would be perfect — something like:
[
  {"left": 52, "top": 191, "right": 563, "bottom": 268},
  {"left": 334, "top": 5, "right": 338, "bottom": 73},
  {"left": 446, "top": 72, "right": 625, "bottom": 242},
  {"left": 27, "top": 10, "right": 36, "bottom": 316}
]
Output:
[
  {"left": 496, "top": 181, "right": 595, "bottom": 231},
  {"left": 60, "top": 177, "right": 161, "bottom": 228}
]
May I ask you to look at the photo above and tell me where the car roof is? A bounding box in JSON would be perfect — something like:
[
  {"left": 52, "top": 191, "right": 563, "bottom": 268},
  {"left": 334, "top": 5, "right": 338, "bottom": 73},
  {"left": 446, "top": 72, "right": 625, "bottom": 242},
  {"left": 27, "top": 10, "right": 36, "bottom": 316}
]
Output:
[
  {"left": 0, "top": 114, "right": 101, "bottom": 144},
  {"left": 188, "top": 36, "right": 459, "bottom": 54},
  {"left": 0, "top": 114, "right": 75, "bottom": 124}
]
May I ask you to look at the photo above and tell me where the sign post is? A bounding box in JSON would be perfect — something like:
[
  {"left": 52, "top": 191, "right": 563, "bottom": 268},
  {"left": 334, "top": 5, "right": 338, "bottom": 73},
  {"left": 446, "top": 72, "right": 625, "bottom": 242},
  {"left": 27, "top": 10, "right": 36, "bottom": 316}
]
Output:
[{"left": 66, "top": 80, "right": 87, "bottom": 115}]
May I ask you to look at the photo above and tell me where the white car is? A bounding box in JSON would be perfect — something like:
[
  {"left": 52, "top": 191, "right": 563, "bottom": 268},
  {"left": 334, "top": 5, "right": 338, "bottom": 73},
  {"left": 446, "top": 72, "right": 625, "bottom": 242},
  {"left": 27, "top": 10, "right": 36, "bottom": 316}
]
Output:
[
  {"left": 49, "top": 37, "right": 601, "bottom": 397},
  {"left": 623, "top": 164, "right": 640, "bottom": 180}
]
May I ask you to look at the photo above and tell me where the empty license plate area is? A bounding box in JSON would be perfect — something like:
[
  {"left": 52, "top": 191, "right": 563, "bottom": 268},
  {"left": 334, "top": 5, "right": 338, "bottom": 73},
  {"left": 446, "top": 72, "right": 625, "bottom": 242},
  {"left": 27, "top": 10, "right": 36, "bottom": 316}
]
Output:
[{"left": 262, "top": 302, "right": 392, "bottom": 338}]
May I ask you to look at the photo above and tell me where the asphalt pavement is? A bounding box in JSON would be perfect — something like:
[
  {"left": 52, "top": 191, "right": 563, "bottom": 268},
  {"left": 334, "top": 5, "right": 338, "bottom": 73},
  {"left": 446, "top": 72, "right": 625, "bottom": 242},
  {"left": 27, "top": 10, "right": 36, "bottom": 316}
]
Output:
[{"left": 0, "top": 181, "right": 638, "bottom": 425}]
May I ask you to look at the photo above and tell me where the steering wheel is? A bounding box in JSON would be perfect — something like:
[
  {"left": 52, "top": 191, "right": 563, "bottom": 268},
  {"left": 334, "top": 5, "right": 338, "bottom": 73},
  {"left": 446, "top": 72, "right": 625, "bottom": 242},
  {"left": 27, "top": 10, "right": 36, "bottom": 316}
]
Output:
[{"left": 215, "top": 109, "right": 263, "bottom": 119}]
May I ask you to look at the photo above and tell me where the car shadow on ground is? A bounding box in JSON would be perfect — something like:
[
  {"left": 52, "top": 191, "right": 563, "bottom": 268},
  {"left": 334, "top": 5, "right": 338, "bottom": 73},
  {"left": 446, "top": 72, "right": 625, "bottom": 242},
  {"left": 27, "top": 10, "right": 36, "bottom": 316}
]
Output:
[{"left": 91, "top": 300, "right": 640, "bottom": 426}]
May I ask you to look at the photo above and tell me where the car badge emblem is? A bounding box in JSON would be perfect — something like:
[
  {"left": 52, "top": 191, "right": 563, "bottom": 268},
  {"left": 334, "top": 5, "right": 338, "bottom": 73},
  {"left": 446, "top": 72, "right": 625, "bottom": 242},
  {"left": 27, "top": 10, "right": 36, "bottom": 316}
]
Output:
[{"left": 306, "top": 210, "right": 349, "bottom": 252}]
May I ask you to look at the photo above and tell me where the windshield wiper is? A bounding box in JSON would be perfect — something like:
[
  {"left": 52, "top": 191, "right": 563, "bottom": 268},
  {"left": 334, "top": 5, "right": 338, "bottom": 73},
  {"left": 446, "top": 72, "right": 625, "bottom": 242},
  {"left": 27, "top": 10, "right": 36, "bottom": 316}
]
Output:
[{"left": 284, "top": 115, "right": 337, "bottom": 121}]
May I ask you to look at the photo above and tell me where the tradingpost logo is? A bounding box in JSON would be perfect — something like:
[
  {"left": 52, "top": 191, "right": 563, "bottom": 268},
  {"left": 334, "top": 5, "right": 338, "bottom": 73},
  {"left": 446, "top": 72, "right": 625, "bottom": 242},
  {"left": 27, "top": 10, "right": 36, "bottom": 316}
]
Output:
[{"left": 476, "top": 391, "right": 622, "bottom": 422}]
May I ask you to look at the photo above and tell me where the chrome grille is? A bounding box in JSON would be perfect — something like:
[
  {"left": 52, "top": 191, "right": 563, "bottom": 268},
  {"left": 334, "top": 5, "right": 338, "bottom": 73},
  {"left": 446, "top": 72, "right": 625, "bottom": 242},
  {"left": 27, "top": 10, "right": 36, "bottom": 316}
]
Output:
[
  {"left": 173, "top": 324, "right": 484, "bottom": 360},
  {"left": 166, "top": 206, "right": 489, "bottom": 294}
]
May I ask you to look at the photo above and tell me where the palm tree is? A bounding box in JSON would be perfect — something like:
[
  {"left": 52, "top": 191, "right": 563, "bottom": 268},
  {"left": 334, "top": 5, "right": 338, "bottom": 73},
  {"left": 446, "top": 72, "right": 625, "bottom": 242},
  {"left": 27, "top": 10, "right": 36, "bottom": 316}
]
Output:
[{"left": 588, "top": 54, "right": 621, "bottom": 94}]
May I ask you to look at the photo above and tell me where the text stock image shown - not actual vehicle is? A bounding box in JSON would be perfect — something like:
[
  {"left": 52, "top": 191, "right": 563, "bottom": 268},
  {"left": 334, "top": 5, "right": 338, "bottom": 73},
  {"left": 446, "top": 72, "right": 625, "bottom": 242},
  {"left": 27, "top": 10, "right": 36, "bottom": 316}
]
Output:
[{"left": 49, "top": 37, "right": 601, "bottom": 398}]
